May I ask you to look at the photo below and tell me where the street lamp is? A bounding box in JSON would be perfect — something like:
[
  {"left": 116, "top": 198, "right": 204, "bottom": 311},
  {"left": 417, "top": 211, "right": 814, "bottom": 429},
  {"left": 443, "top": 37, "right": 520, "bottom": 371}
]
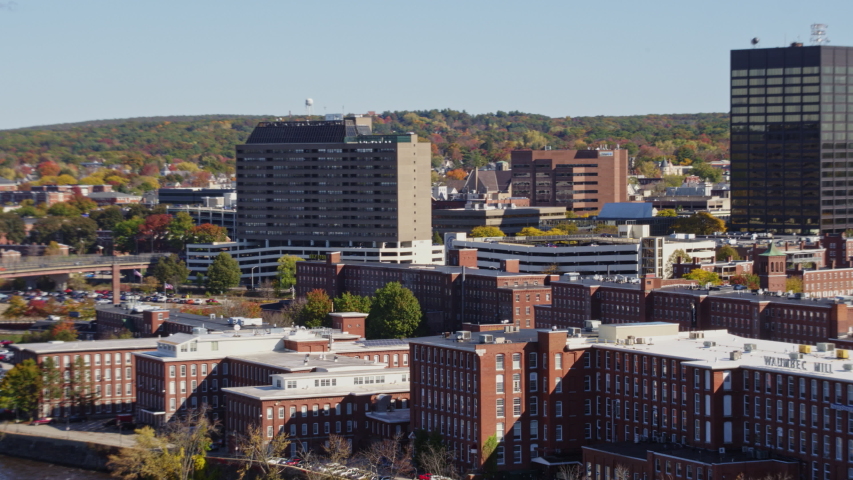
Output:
[{"left": 250, "top": 266, "right": 258, "bottom": 291}]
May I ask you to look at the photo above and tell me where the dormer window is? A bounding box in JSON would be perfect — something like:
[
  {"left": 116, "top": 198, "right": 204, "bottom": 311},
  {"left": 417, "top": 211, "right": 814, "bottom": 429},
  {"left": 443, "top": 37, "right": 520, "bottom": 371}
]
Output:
[
  {"left": 276, "top": 379, "right": 282, "bottom": 388},
  {"left": 190, "top": 342, "right": 197, "bottom": 352},
  {"left": 180, "top": 344, "right": 188, "bottom": 352}
]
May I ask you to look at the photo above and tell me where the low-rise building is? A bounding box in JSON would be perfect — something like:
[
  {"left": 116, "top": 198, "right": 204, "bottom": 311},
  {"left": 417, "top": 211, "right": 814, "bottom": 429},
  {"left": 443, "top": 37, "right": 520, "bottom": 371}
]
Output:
[
  {"left": 411, "top": 323, "right": 853, "bottom": 478},
  {"left": 9, "top": 338, "right": 159, "bottom": 418}
]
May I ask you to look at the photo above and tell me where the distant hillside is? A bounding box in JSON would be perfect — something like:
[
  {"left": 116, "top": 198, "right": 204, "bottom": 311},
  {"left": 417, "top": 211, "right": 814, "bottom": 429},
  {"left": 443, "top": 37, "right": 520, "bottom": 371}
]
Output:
[{"left": 0, "top": 111, "right": 729, "bottom": 193}]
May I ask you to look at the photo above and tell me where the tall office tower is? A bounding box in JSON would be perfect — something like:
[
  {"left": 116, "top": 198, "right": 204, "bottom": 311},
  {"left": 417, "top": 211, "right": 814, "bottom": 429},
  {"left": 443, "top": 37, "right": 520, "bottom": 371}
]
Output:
[
  {"left": 234, "top": 116, "right": 440, "bottom": 264},
  {"left": 730, "top": 44, "right": 853, "bottom": 234}
]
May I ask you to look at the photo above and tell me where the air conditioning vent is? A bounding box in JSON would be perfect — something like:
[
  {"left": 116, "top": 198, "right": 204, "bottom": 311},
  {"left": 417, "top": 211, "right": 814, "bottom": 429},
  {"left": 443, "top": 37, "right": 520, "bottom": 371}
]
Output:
[
  {"left": 744, "top": 343, "right": 758, "bottom": 352},
  {"left": 816, "top": 342, "right": 835, "bottom": 352},
  {"left": 789, "top": 352, "right": 803, "bottom": 360},
  {"left": 635, "top": 337, "right": 646, "bottom": 344},
  {"left": 703, "top": 341, "right": 716, "bottom": 348},
  {"left": 730, "top": 351, "right": 742, "bottom": 361},
  {"left": 479, "top": 334, "right": 493, "bottom": 344},
  {"left": 456, "top": 331, "right": 471, "bottom": 340},
  {"left": 843, "top": 364, "right": 853, "bottom": 371},
  {"left": 689, "top": 332, "right": 705, "bottom": 340}
]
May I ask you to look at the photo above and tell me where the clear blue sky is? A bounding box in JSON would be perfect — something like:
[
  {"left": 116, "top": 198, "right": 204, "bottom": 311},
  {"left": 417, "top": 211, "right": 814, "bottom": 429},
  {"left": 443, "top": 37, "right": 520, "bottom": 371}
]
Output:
[{"left": 1, "top": 0, "right": 851, "bottom": 130}]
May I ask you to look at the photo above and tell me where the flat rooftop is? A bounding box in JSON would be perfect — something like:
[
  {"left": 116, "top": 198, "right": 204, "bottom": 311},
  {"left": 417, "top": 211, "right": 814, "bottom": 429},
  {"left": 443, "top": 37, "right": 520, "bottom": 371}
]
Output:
[
  {"left": 228, "top": 351, "right": 389, "bottom": 373},
  {"left": 223, "top": 367, "right": 410, "bottom": 400},
  {"left": 10, "top": 337, "right": 159, "bottom": 354},
  {"left": 581, "top": 327, "right": 853, "bottom": 380},
  {"left": 325, "top": 261, "right": 545, "bottom": 278}
]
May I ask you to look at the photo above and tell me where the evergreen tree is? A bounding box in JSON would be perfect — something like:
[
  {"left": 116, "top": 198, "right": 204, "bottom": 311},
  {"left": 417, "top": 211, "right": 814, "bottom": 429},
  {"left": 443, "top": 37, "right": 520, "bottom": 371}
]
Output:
[
  {"left": 205, "top": 252, "right": 241, "bottom": 294},
  {"left": 432, "top": 231, "right": 443, "bottom": 245},
  {"left": 366, "top": 282, "right": 422, "bottom": 339}
]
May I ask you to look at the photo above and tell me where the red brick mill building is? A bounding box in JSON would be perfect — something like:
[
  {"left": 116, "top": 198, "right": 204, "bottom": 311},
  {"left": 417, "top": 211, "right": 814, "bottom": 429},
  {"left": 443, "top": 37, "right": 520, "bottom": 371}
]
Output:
[{"left": 409, "top": 323, "right": 853, "bottom": 479}]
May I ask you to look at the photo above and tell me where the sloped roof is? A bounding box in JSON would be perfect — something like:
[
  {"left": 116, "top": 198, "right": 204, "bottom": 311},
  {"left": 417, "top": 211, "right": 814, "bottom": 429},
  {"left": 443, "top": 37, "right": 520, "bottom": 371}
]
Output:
[{"left": 598, "top": 202, "right": 655, "bottom": 219}]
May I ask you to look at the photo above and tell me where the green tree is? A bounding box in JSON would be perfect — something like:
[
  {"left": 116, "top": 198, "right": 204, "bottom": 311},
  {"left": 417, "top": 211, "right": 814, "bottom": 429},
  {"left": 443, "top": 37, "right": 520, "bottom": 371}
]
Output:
[
  {"left": 167, "top": 211, "right": 195, "bottom": 250},
  {"left": 656, "top": 208, "right": 677, "bottom": 217},
  {"left": 0, "top": 359, "right": 42, "bottom": 420},
  {"left": 432, "top": 231, "right": 443, "bottom": 245},
  {"left": 302, "top": 289, "right": 333, "bottom": 328},
  {"left": 113, "top": 217, "right": 145, "bottom": 253},
  {"left": 716, "top": 245, "right": 741, "bottom": 261},
  {"left": 690, "top": 160, "right": 723, "bottom": 183},
  {"left": 89, "top": 206, "right": 125, "bottom": 231},
  {"left": 672, "top": 212, "right": 726, "bottom": 235},
  {"left": 274, "top": 255, "right": 303, "bottom": 296},
  {"left": 151, "top": 254, "right": 190, "bottom": 293},
  {"left": 662, "top": 174, "right": 685, "bottom": 187},
  {"left": 5, "top": 296, "right": 29, "bottom": 319},
  {"left": 205, "top": 252, "right": 241, "bottom": 294},
  {"left": 682, "top": 268, "right": 722, "bottom": 286},
  {"left": 786, "top": 276, "right": 803, "bottom": 293},
  {"left": 0, "top": 212, "right": 26, "bottom": 243},
  {"left": 592, "top": 224, "right": 619, "bottom": 235},
  {"left": 333, "top": 292, "right": 372, "bottom": 314},
  {"left": 107, "top": 407, "right": 216, "bottom": 480},
  {"left": 366, "top": 282, "right": 422, "bottom": 339},
  {"left": 470, "top": 226, "right": 504, "bottom": 238}
]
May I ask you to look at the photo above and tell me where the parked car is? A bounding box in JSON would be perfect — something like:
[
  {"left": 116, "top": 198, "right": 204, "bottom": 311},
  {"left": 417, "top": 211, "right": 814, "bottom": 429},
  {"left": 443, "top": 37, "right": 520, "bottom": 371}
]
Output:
[
  {"left": 64, "top": 414, "right": 86, "bottom": 423},
  {"left": 30, "top": 417, "right": 54, "bottom": 425}
]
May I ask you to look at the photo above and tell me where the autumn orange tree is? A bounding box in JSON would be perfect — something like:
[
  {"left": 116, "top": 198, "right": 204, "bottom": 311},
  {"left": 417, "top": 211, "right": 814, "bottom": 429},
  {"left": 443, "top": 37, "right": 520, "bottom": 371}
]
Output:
[{"left": 445, "top": 168, "right": 467, "bottom": 180}]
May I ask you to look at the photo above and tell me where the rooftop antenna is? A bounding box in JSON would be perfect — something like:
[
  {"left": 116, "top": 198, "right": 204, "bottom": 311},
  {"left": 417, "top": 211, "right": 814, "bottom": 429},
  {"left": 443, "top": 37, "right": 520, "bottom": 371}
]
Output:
[
  {"left": 305, "top": 98, "right": 314, "bottom": 117},
  {"left": 810, "top": 24, "right": 829, "bottom": 45},
  {"left": 751, "top": 37, "right": 760, "bottom": 48}
]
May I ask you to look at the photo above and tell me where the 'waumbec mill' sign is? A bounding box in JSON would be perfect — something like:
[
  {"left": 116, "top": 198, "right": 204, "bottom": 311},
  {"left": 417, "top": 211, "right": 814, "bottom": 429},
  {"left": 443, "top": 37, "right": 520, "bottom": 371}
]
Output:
[{"left": 763, "top": 356, "right": 833, "bottom": 373}]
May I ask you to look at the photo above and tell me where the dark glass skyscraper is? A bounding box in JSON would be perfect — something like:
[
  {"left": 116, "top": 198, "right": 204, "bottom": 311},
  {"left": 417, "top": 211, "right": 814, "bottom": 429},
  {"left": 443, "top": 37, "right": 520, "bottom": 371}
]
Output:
[{"left": 730, "top": 44, "right": 853, "bottom": 234}]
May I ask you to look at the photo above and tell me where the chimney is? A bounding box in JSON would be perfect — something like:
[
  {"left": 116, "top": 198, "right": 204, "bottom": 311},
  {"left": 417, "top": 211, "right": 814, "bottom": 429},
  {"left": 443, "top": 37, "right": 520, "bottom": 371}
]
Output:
[
  {"left": 449, "top": 249, "right": 478, "bottom": 268},
  {"left": 327, "top": 252, "right": 341, "bottom": 264},
  {"left": 501, "top": 259, "right": 520, "bottom": 273},
  {"left": 727, "top": 256, "right": 733, "bottom": 263}
]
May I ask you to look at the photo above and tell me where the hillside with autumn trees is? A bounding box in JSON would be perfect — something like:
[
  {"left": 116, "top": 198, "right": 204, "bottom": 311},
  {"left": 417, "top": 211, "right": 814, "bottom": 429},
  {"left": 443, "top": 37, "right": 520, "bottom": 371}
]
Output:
[{"left": 0, "top": 111, "right": 730, "bottom": 193}]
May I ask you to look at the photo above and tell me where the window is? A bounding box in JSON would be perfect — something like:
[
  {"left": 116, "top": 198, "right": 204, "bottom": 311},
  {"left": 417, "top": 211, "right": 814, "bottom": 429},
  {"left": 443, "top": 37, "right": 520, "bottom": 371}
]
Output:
[
  {"left": 556, "top": 424, "right": 563, "bottom": 441},
  {"left": 528, "top": 352, "right": 537, "bottom": 368},
  {"left": 529, "top": 373, "right": 538, "bottom": 392},
  {"left": 555, "top": 377, "right": 562, "bottom": 393},
  {"left": 555, "top": 354, "right": 562, "bottom": 370},
  {"left": 496, "top": 447, "right": 505, "bottom": 465},
  {"left": 556, "top": 401, "right": 563, "bottom": 417},
  {"left": 512, "top": 354, "right": 521, "bottom": 370},
  {"left": 512, "top": 445, "right": 522, "bottom": 464},
  {"left": 530, "top": 420, "right": 538, "bottom": 439},
  {"left": 496, "top": 354, "right": 505, "bottom": 370},
  {"left": 496, "top": 399, "right": 505, "bottom": 417},
  {"left": 513, "top": 422, "right": 522, "bottom": 440},
  {"left": 512, "top": 374, "right": 521, "bottom": 393},
  {"left": 529, "top": 397, "right": 538, "bottom": 416},
  {"left": 496, "top": 422, "right": 504, "bottom": 441},
  {"left": 513, "top": 398, "right": 522, "bottom": 416}
]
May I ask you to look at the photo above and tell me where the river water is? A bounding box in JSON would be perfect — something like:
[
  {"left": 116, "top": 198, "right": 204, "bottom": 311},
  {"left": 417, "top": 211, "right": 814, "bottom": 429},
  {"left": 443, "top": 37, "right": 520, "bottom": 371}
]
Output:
[{"left": 0, "top": 455, "right": 111, "bottom": 479}]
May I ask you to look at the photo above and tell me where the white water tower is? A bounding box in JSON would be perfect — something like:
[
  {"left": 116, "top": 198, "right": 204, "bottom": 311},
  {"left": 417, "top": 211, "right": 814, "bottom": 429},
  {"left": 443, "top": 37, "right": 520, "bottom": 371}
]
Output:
[{"left": 305, "top": 98, "right": 314, "bottom": 116}]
